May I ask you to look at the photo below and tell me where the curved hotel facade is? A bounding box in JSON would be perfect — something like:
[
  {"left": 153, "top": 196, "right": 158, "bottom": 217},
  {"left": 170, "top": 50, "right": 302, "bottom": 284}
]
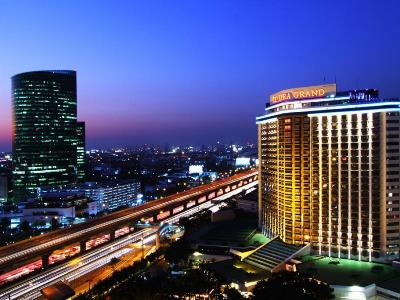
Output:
[{"left": 257, "top": 84, "right": 400, "bottom": 261}]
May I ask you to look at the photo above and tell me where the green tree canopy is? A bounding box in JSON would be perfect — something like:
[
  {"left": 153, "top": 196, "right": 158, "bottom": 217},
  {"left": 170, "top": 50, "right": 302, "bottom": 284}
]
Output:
[
  {"left": 51, "top": 217, "right": 60, "bottom": 230},
  {"left": 0, "top": 218, "right": 10, "bottom": 231},
  {"left": 20, "top": 220, "right": 31, "bottom": 232},
  {"left": 225, "top": 287, "right": 244, "bottom": 300},
  {"left": 164, "top": 237, "right": 193, "bottom": 265},
  {"left": 252, "top": 271, "right": 334, "bottom": 300}
]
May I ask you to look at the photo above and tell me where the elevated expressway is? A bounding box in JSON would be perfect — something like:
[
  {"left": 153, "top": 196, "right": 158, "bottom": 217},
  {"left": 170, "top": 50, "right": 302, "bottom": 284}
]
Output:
[{"left": 0, "top": 170, "right": 258, "bottom": 277}]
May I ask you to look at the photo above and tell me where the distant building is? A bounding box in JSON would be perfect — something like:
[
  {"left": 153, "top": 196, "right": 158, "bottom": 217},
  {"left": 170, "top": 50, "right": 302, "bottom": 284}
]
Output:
[
  {"left": 23, "top": 206, "right": 75, "bottom": 224},
  {"left": 92, "top": 163, "right": 121, "bottom": 178},
  {"left": 22, "top": 194, "right": 94, "bottom": 224},
  {"left": 81, "top": 181, "right": 140, "bottom": 211},
  {"left": 202, "top": 172, "right": 218, "bottom": 181},
  {"left": 0, "top": 176, "right": 7, "bottom": 205},
  {"left": 12, "top": 70, "right": 86, "bottom": 202},
  {"left": 39, "top": 180, "right": 141, "bottom": 212},
  {"left": 76, "top": 121, "right": 86, "bottom": 182},
  {"left": 257, "top": 84, "right": 400, "bottom": 261},
  {"left": 189, "top": 165, "right": 204, "bottom": 174},
  {"left": 235, "top": 157, "right": 251, "bottom": 167},
  {"left": 237, "top": 199, "right": 257, "bottom": 213},
  {"left": 236, "top": 191, "right": 258, "bottom": 213}
]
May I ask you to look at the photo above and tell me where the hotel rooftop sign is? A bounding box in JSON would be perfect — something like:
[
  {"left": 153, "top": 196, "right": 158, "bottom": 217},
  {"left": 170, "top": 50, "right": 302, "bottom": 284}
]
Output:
[{"left": 270, "top": 84, "right": 336, "bottom": 104}]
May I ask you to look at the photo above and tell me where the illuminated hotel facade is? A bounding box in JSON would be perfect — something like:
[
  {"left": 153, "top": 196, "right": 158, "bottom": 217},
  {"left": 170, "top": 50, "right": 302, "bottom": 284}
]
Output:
[{"left": 257, "top": 84, "right": 400, "bottom": 261}]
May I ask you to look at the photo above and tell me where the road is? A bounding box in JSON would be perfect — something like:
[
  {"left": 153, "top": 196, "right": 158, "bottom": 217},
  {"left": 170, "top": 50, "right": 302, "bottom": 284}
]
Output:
[
  {"left": 0, "top": 228, "right": 131, "bottom": 286},
  {"left": 0, "top": 179, "right": 257, "bottom": 300},
  {"left": 70, "top": 244, "right": 154, "bottom": 297}
]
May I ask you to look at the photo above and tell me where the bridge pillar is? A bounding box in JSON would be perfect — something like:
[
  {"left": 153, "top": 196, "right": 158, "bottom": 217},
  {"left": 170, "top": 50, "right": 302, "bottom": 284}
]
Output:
[
  {"left": 208, "top": 191, "right": 216, "bottom": 201},
  {"left": 42, "top": 253, "right": 51, "bottom": 269},
  {"left": 80, "top": 240, "right": 88, "bottom": 253},
  {"left": 156, "top": 232, "right": 160, "bottom": 249},
  {"left": 110, "top": 230, "right": 116, "bottom": 241}
]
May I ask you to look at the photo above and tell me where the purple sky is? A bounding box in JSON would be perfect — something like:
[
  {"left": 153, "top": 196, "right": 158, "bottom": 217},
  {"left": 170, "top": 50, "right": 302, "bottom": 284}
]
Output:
[{"left": 1, "top": 0, "right": 400, "bottom": 151}]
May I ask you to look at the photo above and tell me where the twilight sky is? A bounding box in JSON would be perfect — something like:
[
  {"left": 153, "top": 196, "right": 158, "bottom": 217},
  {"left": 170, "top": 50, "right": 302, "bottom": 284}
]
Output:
[{"left": 1, "top": 0, "right": 399, "bottom": 150}]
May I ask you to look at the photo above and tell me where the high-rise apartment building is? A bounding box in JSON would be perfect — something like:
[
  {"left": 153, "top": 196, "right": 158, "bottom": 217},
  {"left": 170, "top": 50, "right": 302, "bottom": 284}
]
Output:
[
  {"left": 12, "top": 70, "right": 85, "bottom": 202},
  {"left": 257, "top": 84, "right": 400, "bottom": 261}
]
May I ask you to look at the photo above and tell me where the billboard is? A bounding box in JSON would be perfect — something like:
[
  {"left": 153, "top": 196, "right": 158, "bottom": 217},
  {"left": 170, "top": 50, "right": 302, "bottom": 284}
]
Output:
[
  {"left": 189, "top": 165, "right": 204, "bottom": 174},
  {"left": 270, "top": 84, "right": 336, "bottom": 104},
  {"left": 235, "top": 157, "right": 251, "bottom": 167}
]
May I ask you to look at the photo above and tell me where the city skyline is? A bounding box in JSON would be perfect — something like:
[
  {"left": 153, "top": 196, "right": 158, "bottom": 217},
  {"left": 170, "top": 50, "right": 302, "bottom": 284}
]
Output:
[
  {"left": 1, "top": 0, "right": 400, "bottom": 151},
  {"left": 1, "top": 2, "right": 400, "bottom": 297}
]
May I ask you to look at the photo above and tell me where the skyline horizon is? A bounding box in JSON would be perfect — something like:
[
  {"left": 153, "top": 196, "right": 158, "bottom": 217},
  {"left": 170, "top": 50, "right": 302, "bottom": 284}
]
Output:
[{"left": 1, "top": 70, "right": 399, "bottom": 152}]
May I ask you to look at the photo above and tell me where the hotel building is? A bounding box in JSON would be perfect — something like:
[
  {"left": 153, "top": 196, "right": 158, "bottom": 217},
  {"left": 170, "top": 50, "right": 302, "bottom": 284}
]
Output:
[{"left": 257, "top": 84, "right": 400, "bottom": 261}]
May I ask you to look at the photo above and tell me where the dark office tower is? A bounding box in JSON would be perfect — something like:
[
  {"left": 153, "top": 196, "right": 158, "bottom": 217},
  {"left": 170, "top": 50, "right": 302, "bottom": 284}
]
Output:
[
  {"left": 12, "top": 70, "right": 78, "bottom": 202},
  {"left": 76, "top": 121, "right": 86, "bottom": 182}
]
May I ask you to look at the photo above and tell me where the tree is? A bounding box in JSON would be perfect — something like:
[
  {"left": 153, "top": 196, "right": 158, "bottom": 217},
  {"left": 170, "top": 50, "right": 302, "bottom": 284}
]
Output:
[
  {"left": 173, "top": 268, "right": 221, "bottom": 298},
  {"left": 252, "top": 271, "right": 334, "bottom": 300},
  {"left": 0, "top": 218, "right": 10, "bottom": 231},
  {"left": 110, "top": 257, "right": 119, "bottom": 272},
  {"left": 20, "top": 220, "right": 31, "bottom": 232},
  {"left": 225, "top": 287, "right": 244, "bottom": 300},
  {"left": 51, "top": 217, "right": 60, "bottom": 230},
  {"left": 164, "top": 238, "right": 193, "bottom": 265},
  {"left": 33, "top": 220, "right": 46, "bottom": 228}
]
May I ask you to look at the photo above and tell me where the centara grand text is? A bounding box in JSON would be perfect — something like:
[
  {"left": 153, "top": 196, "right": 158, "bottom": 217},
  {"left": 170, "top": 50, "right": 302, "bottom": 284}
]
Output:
[{"left": 271, "top": 88, "right": 326, "bottom": 103}]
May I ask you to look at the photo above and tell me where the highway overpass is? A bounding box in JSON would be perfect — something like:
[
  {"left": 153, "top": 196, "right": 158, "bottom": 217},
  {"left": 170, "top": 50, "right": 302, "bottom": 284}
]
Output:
[{"left": 0, "top": 169, "right": 258, "bottom": 277}]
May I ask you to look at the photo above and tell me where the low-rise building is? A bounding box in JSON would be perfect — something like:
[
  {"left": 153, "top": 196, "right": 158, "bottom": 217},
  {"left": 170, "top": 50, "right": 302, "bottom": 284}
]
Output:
[
  {"left": 236, "top": 190, "right": 258, "bottom": 213},
  {"left": 22, "top": 206, "right": 75, "bottom": 224},
  {"left": 38, "top": 180, "right": 140, "bottom": 212},
  {"left": 21, "top": 194, "right": 94, "bottom": 225}
]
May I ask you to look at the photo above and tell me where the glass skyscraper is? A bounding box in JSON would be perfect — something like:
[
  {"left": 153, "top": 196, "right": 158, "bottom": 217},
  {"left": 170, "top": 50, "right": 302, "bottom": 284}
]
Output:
[
  {"left": 257, "top": 84, "right": 400, "bottom": 261},
  {"left": 12, "top": 70, "right": 85, "bottom": 202}
]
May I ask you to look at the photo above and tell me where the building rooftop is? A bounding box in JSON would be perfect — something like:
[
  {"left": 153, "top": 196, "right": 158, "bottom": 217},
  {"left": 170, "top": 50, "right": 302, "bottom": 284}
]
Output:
[
  {"left": 12, "top": 70, "right": 76, "bottom": 79},
  {"left": 41, "top": 281, "right": 75, "bottom": 300},
  {"left": 39, "top": 179, "right": 139, "bottom": 193},
  {"left": 205, "top": 259, "right": 267, "bottom": 284},
  {"left": 257, "top": 84, "right": 400, "bottom": 124},
  {"left": 81, "top": 179, "right": 139, "bottom": 189},
  {"left": 298, "top": 255, "right": 400, "bottom": 290},
  {"left": 194, "top": 219, "right": 259, "bottom": 247},
  {"left": 24, "top": 194, "right": 89, "bottom": 209}
]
